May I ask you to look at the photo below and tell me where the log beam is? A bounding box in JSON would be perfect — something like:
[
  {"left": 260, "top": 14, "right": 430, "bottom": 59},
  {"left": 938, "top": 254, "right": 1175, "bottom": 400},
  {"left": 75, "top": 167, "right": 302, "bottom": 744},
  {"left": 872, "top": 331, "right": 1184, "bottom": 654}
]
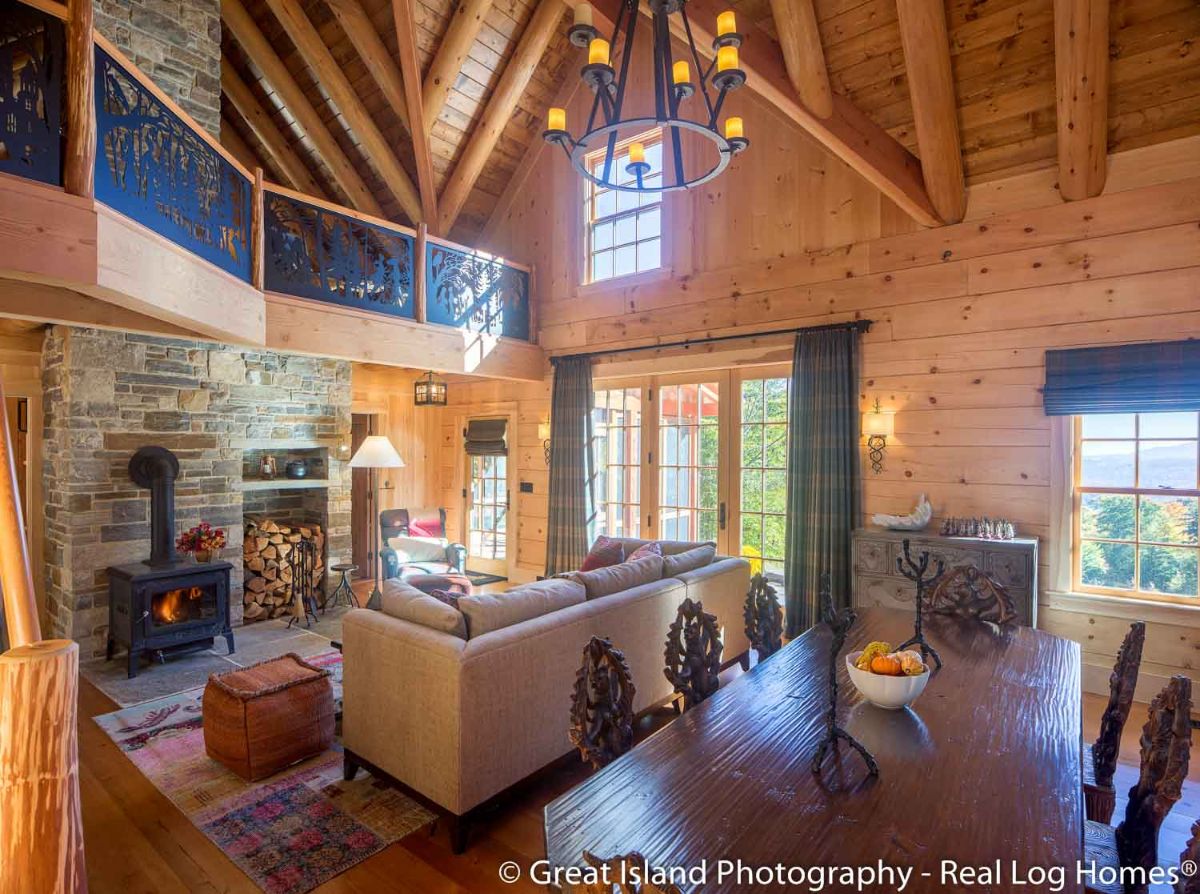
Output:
[
  {"left": 63, "top": 0, "right": 94, "bottom": 198},
  {"left": 1054, "top": 0, "right": 1110, "bottom": 200},
  {"left": 263, "top": 0, "right": 424, "bottom": 223},
  {"left": 438, "top": 0, "right": 565, "bottom": 234},
  {"left": 393, "top": 0, "right": 441, "bottom": 229},
  {"left": 422, "top": 0, "right": 493, "bottom": 133},
  {"left": 767, "top": 0, "right": 832, "bottom": 119},
  {"left": 222, "top": 0, "right": 383, "bottom": 216},
  {"left": 896, "top": 0, "right": 966, "bottom": 223},
  {"left": 219, "top": 116, "right": 265, "bottom": 174},
  {"left": 220, "top": 59, "right": 326, "bottom": 198},
  {"left": 325, "top": 0, "right": 410, "bottom": 132}
]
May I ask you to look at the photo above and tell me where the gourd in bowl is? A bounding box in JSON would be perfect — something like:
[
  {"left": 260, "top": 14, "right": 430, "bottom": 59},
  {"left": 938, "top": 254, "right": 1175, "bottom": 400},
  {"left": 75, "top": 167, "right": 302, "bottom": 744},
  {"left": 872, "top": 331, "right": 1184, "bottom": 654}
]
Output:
[{"left": 845, "top": 645, "right": 930, "bottom": 710}]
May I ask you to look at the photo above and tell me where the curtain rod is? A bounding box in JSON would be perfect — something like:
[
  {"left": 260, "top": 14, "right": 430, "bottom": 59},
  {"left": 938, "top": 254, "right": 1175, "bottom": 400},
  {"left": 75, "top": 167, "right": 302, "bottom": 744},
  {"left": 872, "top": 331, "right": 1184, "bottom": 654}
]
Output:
[{"left": 550, "top": 319, "right": 873, "bottom": 364}]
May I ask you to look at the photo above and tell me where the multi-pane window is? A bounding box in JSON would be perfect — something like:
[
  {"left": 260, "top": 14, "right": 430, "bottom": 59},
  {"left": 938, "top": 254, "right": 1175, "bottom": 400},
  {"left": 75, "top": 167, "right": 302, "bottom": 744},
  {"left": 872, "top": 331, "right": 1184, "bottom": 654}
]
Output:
[
  {"left": 659, "top": 382, "right": 720, "bottom": 542},
  {"left": 591, "top": 388, "right": 642, "bottom": 538},
  {"left": 1075, "top": 412, "right": 1199, "bottom": 602},
  {"left": 468, "top": 454, "right": 507, "bottom": 560},
  {"left": 739, "top": 378, "right": 788, "bottom": 581},
  {"left": 585, "top": 131, "right": 662, "bottom": 284}
]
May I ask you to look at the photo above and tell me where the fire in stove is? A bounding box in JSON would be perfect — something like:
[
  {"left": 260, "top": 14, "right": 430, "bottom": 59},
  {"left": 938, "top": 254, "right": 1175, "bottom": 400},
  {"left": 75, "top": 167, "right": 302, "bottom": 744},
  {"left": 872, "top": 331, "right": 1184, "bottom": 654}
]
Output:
[{"left": 152, "top": 586, "right": 205, "bottom": 624}]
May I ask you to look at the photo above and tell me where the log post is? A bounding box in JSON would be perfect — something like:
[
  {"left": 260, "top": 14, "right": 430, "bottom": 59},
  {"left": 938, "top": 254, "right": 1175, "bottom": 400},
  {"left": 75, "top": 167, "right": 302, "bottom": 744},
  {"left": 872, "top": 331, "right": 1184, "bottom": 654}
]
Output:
[
  {"left": 415, "top": 223, "right": 428, "bottom": 324},
  {"left": 0, "top": 640, "right": 88, "bottom": 894},
  {"left": 251, "top": 167, "right": 265, "bottom": 291},
  {"left": 0, "top": 374, "right": 38, "bottom": 649},
  {"left": 63, "top": 0, "right": 96, "bottom": 199}
]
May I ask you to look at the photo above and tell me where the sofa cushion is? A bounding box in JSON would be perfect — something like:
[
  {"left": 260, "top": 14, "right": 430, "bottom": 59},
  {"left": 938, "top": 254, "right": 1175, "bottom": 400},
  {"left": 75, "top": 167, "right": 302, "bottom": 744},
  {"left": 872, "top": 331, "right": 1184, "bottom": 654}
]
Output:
[
  {"left": 573, "top": 554, "right": 663, "bottom": 599},
  {"left": 663, "top": 543, "right": 717, "bottom": 577},
  {"left": 580, "top": 535, "right": 624, "bottom": 571},
  {"left": 458, "top": 578, "right": 586, "bottom": 638},
  {"left": 626, "top": 541, "right": 662, "bottom": 562},
  {"left": 379, "top": 579, "right": 467, "bottom": 639}
]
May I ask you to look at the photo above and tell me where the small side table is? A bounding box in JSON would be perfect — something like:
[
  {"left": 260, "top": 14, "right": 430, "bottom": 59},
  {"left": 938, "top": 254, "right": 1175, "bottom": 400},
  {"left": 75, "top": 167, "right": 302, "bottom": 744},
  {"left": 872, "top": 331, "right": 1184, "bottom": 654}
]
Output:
[{"left": 327, "top": 564, "right": 359, "bottom": 610}]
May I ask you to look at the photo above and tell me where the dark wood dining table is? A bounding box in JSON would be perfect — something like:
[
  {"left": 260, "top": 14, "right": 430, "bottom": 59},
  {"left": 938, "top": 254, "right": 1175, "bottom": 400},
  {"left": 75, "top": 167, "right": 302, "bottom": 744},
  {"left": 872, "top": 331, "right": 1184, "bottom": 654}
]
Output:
[{"left": 544, "top": 607, "right": 1083, "bottom": 893}]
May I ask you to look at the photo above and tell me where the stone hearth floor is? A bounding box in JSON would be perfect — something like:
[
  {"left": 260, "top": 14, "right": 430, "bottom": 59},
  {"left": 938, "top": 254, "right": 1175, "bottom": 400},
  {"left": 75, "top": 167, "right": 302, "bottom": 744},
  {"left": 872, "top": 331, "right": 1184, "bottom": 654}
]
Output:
[{"left": 80, "top": 606, "right": 351, "bottom": 708}]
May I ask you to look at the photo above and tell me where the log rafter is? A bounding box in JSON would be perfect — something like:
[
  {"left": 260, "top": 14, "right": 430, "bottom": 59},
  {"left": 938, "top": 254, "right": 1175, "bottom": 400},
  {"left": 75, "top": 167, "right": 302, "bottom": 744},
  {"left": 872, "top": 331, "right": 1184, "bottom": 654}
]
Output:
[
  {"left": 768, "top": 0, "right": 833, "bottom": 119},
  {"left": 392, "top": 0, "right": 441, "bottom": 229},
  {"left": 1054, "top": 0, "right": 1110, "bottom": 200}
]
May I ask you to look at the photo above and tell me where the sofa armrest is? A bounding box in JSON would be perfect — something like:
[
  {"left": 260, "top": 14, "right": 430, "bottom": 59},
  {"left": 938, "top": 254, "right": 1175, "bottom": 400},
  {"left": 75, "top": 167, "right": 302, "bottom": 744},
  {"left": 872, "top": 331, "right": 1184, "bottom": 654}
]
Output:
[{"left": 341, "top": 608, "right": 468, "bottom": 814}]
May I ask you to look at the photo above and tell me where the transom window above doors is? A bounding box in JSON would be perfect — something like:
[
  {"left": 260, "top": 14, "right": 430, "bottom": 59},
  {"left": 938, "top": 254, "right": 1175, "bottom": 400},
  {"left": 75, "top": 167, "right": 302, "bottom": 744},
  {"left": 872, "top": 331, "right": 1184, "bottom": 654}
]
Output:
[
  {"left": 1074, "top": 412, "right": 1199, "bottom": 603},
  {"left": 584, "top": 130, "right": 663, "bottom": 284}
]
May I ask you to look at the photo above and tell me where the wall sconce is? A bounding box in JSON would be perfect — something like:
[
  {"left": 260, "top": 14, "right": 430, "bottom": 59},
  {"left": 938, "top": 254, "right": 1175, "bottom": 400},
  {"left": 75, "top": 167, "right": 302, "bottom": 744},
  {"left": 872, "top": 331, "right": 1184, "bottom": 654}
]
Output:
[
  {"left": 538, "top": 421, "right": 552, "bottom": 466},
  {"left": 414, "top": 370, "right": 448, "bottom": 407},
  {"left": 862, "top": 398, "right": 894, "bottom": 475}
]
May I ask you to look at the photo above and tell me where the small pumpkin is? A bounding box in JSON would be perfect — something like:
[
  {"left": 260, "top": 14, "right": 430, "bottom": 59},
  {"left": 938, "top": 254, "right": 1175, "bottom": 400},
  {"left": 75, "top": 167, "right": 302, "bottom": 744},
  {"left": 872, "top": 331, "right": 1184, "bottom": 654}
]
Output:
[{"left": 870, "top": 654, "right": 903, "bottom": 676}]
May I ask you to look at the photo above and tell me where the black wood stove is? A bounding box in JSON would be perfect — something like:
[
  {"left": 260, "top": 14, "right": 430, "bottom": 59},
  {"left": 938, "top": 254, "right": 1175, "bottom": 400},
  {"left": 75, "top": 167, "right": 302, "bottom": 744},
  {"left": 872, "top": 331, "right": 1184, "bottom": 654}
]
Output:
[{"left": 106, "top": 447, "right": 234, "bottom": 678}]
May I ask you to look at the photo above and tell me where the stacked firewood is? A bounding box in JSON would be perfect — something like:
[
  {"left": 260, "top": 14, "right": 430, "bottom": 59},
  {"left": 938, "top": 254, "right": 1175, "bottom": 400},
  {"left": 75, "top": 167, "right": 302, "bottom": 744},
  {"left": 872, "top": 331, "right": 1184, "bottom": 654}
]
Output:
[{"left": 242, "top": 518, "right": 325, "bottom": 620}]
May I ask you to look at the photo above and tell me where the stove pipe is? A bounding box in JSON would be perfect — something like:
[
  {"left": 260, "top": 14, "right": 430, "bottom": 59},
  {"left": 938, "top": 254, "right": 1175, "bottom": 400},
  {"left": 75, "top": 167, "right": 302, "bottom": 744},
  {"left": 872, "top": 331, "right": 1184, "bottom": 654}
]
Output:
[{"left": 128, "top": 446, "right": 181, "bottom": 567}]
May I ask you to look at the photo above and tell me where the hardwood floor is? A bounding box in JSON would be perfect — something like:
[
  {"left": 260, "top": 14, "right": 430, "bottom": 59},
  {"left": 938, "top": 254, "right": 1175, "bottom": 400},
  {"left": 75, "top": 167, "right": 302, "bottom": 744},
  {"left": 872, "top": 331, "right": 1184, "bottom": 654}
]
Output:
[{"left": 79, "top": 655, "right": 1199, "bottom": 893}]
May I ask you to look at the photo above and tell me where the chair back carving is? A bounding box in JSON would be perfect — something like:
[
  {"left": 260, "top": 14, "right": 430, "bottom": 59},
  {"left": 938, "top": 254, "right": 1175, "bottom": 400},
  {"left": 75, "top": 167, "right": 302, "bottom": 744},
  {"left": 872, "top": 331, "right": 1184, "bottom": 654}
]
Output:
[
  {"left": 744, "top": 573, "right": 784, "bottom": 661},
  {"left": 1178, "top": 817, "right": 1200, "bottom": 894},
  {"left": 929, "top": 564, "right": 1018, "bottom": 627},
  {"left": 664, "top": 597, "right": 722, "bottom": 712},
  {"left": 580, "top": 852, "right": 682, "bottom": 894},
  {"left": 569, "top": 636, "right": 636, "bottom": 770},
  {"left": 1116, "top": 675, "right": 1193, "bottom": 878},
  {"left": 1092, "top": 621, "right": 1146, "bottom": 788}
]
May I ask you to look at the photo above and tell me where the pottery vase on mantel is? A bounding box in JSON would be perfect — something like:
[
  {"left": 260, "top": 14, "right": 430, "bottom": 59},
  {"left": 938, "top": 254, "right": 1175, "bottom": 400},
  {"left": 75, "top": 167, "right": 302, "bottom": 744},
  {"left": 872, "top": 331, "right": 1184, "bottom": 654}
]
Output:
[{"left": 193, "top": 549, "right": 213, "bottom": 564}]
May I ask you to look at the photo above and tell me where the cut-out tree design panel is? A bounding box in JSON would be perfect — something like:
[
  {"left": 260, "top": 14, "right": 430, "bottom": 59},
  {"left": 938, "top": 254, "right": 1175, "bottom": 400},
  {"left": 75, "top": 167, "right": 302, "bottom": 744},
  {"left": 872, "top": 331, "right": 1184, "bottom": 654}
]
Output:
[
  {"left": 264, "top": 190, "right": 415, "bottom": 318},
  {"left": 94, "top": 47, "right": 251, "bottom": 281},
  {"left": 425, "top": 241, "right": 530, "bottom": 341},
  {"left": 0, "top": 2, "right": 63, "bottom": 185}
]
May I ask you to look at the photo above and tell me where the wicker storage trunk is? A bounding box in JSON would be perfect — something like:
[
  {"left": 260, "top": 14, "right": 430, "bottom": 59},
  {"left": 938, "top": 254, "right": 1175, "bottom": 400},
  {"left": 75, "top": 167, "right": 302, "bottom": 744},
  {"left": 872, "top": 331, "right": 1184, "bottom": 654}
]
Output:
[{"left": 203, "top": 653, "right": 335, "bottom": 781}]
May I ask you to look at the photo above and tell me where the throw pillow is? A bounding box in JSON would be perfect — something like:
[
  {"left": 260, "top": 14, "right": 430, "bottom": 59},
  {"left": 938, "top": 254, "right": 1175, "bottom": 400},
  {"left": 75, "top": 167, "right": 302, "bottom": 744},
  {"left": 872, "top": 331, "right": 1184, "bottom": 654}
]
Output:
[
  {"left": 428, "top": 588, "right": 461, "bottom": 610},
  {"left": 580, "top": 535, "right": 624, "bottom": 571},
  {"left": 574, "top": 554, "right": 664, "bottom": 599},
  {"left": 626, "top": 541, "right": 662, "bottom": 562},
  {"left": 662, "top": 543, "right": 717, "bottom": 577}
]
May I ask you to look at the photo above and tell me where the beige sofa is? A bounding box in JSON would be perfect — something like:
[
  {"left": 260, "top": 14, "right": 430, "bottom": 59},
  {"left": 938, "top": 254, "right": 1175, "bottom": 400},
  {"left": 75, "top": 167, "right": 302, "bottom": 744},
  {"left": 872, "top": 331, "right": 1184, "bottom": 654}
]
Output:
[{"left": 341, "top": 539, "right": 750, "bottom": 851}]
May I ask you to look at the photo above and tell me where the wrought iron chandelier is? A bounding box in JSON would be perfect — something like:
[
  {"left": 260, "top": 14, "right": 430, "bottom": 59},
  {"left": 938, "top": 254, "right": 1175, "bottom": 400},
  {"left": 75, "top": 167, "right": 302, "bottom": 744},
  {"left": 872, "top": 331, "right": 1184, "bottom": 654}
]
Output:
[{"left": 542, "top": 0, "right": 749, "bottom": 193}]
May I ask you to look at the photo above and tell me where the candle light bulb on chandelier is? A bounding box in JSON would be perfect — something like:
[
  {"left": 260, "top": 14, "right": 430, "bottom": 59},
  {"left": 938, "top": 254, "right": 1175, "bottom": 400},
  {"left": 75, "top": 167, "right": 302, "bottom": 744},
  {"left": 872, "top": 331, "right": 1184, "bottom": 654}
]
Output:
[
  {"left": 717, "top": 10, "right": 736, "bottom": 36},
  {"left": 588, "top": 38, "right": 610, "bottom": 66},
  {"left": 673, "top": 60, "right": 689, "bottom": 84},
  {"left": 574, "top": 3, "right": 592, "bottom": 26},
  {"left": 548, "top": 107, "right": 566, "bottom": 132},
  {"left": 724, "top": 117, "right": 743, "bottom": 140},
  {"left": 717, "top": 45, "right": 738, "bottom": 72},
  {"left": 568, "top": 2, "right": 599, "bottom": 46},
  {"left": 628, "top": 142, "right": 645, "bottom": 165}
]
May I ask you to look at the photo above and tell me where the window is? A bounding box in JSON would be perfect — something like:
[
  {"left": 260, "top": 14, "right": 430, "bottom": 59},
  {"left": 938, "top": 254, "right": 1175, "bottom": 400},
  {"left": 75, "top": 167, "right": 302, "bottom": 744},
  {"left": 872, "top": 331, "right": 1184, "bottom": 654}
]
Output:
[
  {"left": 585, "top": 131, "right": 662, "bottom": 283},
  {"left": 468, "top": 454, "right": 507, "bottom": 560},
  {"left": 1075, "top": 412, "right": 1199, "bottom": 602},
  {"left": 739, "top": 377, "right": 788, "bottom": 581},
  {"left": 591, "top": 388, "right": 643, "bottom": 538}
]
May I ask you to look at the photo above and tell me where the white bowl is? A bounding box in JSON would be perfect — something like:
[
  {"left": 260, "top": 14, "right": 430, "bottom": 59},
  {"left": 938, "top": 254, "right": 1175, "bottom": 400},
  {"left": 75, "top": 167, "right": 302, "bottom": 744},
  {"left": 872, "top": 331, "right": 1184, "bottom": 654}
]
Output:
[{"left": 845, "top": 651, "right": 930, "bottom": 710}]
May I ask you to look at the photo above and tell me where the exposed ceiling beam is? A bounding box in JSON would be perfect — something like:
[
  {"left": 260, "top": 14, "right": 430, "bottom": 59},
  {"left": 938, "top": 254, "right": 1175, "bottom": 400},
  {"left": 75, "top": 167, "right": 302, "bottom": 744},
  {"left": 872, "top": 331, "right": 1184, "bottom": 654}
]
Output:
[
  {"left": 767, "top": 0, "right": 833, "bottom": 119},
  {"left": 895, "top": 0, "right": 966, "bottom": 223},
  {"left": 1054, "top": 0, "right": 1109, "bottom": 200},
  {"left": 219, "top": 114, "right": 265, "bottom": 172},
  {"left": 324, "top": 0, "right": 409, "bottom": 133},
  {"left": 422, "top": 0, "right": 493, "bottom": 133},
  {"left": 262, "top": 0, "right": 424, "bottom": 223},
  {"left": 438, "top": 0, "right": 565, "bottom": 234},
  {"left": 221, "top": 59, "right": 326, "bottom": 197},
  {"left": 222, "top": 0, "right": 383, "bottom": 216},
  {"left": 576, "top": 0, "right": 941, "bottom": 228},
  {"left": 392, "top": 0, "right": 440, "bottom": 229}
]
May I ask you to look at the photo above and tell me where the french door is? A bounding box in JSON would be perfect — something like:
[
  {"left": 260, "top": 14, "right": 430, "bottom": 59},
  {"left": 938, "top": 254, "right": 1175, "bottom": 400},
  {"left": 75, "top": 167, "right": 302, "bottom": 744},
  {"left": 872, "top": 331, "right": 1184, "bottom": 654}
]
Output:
[{"left": 463, "top": 415, "right": 515, "bottom": 578}]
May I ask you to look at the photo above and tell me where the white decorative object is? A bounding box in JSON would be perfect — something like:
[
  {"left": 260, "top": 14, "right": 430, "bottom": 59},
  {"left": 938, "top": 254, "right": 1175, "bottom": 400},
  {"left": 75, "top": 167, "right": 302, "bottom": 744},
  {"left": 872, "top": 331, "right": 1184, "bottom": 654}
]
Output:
[
  {"left": 845, "top": 652, "right": 930, "bottom": 710},
  {"left": 871, "top": 494, "right": 933, "bottom": 531}
]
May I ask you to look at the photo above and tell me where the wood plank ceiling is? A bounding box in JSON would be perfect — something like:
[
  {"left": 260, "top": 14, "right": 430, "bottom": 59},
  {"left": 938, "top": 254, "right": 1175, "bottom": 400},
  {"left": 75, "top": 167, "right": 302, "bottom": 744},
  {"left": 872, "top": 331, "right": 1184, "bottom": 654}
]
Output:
[{"left": 220, "top": 0, "right": 1200, "bottom": 243}]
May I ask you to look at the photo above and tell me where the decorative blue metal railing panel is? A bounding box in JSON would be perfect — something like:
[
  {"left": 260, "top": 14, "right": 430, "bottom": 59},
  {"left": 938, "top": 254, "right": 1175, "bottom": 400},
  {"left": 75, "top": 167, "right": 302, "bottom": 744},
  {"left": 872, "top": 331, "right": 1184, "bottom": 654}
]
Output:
[
  {"left": 264, "top": 190, "right": 415, "bottom": 318},
  {"left": 425, "top": 241, "right": 531, "bottom": 341},
  {"left": 0, "top": 1, "right": 63, "bottom": 185},
  {"left": 94, "top": 46, "right": 251, "bottom": 281}
]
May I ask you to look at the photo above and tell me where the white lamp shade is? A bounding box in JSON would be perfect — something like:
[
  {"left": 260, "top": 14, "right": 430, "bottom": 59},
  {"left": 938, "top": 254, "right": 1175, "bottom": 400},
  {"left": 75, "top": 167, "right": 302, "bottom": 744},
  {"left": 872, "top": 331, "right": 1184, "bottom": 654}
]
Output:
[
  {"left": 348, "top": 435, "right": 406, "bottom": 469},
  {"left": 863, "top": 409, "right": 894, "bottom": 438}
]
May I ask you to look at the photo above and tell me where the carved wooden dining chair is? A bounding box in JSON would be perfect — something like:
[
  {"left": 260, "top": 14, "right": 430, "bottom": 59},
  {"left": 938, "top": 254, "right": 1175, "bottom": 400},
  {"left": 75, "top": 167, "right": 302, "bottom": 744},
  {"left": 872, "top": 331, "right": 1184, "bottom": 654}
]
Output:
[
  {"left": 1178, "top": 817, "right": 1200, "bottom": 894},
  {"left": 1084, "top": 675, "right": 1193, "bottom": 894},
  {"left": 569, "top": 636, "right": 636, "bottom": 771},
  {"left": 743, "top": 573, "right": 784, "bottom": 662},
  {"left": 929, "top": 564, "right": 1019, "bottom": 628},
  {"left": 1085, "top": 621, "right": 1146, "bottom": 823},
  {"left": 664, "top": 596, "right": 722, "bottom": 713},
  {"left": 580, "top": 852, "right": 682, "bottom": 894}
]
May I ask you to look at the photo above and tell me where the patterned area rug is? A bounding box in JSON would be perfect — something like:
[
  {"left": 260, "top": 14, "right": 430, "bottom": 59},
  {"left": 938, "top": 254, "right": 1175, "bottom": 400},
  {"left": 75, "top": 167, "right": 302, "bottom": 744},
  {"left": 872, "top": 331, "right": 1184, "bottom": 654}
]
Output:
[{"left": 93, "top": 649, "right": 434, "bottom": 894}]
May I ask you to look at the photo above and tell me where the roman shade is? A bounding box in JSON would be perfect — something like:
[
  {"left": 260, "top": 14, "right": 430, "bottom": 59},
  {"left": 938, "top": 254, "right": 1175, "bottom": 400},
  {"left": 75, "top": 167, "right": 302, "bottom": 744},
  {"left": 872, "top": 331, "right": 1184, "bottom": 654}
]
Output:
[
  {"left": 464, "top": 418, "right": 507, "bottom": 456},
  {"left": 1043, "top": 339, "right": 1200, "bottom": 416}
]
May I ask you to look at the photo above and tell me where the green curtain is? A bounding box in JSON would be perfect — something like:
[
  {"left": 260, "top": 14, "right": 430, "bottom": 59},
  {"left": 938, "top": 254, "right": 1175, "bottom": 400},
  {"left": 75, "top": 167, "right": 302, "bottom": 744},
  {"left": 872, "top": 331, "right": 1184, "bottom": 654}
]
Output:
[
  {"left": 545, "top": 356, "right": 595, "bottom": 575},
  {"left": 783, "top": 327, "right": 862, "bottom": 636}
]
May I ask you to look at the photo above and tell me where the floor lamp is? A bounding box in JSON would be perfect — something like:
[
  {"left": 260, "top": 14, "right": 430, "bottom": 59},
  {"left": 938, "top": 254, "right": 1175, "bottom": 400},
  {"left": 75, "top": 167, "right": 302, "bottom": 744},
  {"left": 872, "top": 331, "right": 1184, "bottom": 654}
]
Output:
[{"left": 348, "top": 435, "right": 405, "bottom": 610}]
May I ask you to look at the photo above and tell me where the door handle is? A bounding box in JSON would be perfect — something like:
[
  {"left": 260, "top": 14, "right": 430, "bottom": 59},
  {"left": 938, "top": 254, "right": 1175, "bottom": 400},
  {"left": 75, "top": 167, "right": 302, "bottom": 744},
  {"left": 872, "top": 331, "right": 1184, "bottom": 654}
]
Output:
[{"left": 719, "top": 502, "right": 727, "bottom": 530}]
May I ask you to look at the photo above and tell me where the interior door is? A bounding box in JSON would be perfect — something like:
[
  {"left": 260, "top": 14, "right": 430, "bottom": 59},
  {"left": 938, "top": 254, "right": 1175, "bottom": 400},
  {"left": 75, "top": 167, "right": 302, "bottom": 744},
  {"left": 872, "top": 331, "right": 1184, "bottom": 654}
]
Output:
[
  {"left": 463, "top": 415, "right": 515, "bottom": 578},
  {"left": 731, "top": 368, "right": 791, "bottom": 587},
  {"left": 653, "top": 373, "right": 731, "bottom": 553}
]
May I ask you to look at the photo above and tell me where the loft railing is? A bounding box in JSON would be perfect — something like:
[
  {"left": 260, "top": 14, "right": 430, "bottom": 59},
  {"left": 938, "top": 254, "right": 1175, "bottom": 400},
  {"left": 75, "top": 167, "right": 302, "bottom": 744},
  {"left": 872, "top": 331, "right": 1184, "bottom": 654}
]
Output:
[{"left": 2, "top": 0, "right": 533, "bottom": 342}]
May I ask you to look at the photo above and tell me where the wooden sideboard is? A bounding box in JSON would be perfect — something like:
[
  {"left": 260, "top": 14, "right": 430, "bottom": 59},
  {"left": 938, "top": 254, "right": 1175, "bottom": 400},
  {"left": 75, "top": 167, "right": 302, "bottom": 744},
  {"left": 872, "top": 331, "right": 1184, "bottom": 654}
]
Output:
[{"left": 851, "top": 528, "right": 1039, "bottom": 627}]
